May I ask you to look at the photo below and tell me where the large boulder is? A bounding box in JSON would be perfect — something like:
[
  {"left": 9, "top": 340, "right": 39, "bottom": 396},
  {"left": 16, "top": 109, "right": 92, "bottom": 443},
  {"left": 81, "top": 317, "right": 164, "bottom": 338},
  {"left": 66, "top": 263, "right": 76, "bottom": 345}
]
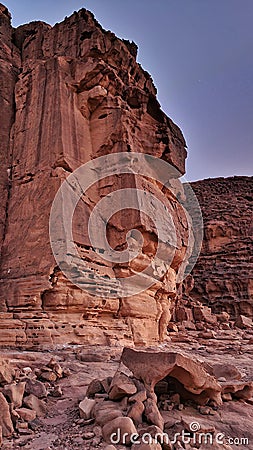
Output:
[
  {"left": 121, "top": 348, "right": 222, "bottom": 405},
  {"left": 109, "top": 372, "right": 137, "bottom": 400},
  {"left": 3, "top": 382, "right": 25, "bottom": 408},
  {"left": 102, "top": 416, "right": 137, "bottom": 445},
  {"left": 0, "top": 392, "right": 14, "bottom": 437}
]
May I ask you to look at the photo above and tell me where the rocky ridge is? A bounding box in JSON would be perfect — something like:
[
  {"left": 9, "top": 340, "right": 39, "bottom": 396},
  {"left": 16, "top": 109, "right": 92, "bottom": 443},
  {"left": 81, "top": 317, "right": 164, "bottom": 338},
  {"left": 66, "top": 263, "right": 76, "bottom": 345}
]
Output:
[{"left": 190, "top": 177, "right": 253, "bottom": 318}]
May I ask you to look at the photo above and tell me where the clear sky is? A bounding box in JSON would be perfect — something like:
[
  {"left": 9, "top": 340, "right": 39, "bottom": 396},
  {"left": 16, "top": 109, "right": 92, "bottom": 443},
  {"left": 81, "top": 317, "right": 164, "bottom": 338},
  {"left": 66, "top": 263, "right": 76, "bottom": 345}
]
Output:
[{"left": 3, "top": 0, "right": 253, "bottom": 181}]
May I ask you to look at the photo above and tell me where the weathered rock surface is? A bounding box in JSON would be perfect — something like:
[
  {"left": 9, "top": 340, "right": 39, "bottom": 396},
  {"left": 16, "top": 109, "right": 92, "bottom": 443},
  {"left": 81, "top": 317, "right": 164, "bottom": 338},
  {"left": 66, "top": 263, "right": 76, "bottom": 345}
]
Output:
[
  {"left": 190, "top": 176, "right": 253, "bottom": 318},
  {"left": 121, "top": 348, "right": 222, "bottom": 406},
  {"left": 0, "top": 4, "right": 190, "bottom": 347}
]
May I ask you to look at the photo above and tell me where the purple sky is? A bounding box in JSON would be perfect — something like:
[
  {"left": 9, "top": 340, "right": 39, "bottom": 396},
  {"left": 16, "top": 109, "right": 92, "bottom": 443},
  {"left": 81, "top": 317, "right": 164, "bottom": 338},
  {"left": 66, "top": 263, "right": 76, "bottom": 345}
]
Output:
[{"left": 4, "top": 0, "right": 253, "bottom": 181}]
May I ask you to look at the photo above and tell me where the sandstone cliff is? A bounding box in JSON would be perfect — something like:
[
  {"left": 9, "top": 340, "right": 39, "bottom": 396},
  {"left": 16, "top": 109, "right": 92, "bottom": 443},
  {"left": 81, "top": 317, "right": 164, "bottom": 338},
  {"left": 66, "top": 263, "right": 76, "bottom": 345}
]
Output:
[{"left": 0, "top": 5, "right": 191, "bottom": 347}]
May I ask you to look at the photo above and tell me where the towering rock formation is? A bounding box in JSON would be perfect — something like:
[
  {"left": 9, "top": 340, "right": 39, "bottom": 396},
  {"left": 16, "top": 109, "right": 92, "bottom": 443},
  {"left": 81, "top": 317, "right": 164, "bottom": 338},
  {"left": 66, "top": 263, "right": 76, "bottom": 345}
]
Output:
[
  {"left": 0, "top": 5, "right": 191, "bottom": 347},
  {"left": 191, "top": 176, "right": 253, "bottom": 318}
]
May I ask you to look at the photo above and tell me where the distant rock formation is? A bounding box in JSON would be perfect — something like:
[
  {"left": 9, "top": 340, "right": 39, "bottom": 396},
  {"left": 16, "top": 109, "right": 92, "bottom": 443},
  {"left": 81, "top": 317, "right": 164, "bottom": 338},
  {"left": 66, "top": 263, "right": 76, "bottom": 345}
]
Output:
[
  {"left": 191, "top": 176, "right": 253, "bottom": 317},
  {"left": 0, "top": 5, "right": 190, "bottom": 347}
]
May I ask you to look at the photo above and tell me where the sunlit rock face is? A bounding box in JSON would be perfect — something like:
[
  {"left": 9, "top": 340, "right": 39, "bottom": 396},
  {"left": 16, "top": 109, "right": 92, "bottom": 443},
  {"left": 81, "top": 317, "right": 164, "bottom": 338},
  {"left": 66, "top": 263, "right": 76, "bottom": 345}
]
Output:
[
  {"left": 0, "top": 4, "right": 195, "bottom": 347},
  {"left": 190, "top": 176, "right": 253, "bottom": 318}
]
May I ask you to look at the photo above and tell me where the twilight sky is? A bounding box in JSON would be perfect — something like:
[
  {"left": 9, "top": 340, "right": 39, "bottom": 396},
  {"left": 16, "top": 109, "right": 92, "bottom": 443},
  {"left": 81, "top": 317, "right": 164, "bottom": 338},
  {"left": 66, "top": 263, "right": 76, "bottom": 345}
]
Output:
[{"left": 4, "top": 0, "right": 253, "bottom": 181}]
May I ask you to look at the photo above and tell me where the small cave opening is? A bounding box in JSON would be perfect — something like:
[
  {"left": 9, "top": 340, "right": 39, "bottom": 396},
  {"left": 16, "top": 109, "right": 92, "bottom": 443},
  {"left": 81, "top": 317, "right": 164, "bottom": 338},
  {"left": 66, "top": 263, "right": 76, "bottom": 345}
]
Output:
[{"left": 154, "top": 372, "right": 214, "bottom": 411}]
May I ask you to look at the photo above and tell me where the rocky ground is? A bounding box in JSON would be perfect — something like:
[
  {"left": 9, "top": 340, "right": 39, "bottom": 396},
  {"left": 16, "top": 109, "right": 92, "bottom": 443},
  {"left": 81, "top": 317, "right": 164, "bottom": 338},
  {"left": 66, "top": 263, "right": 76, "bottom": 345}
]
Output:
[{"left": 1, "top": 329, "right": 253, "bottom": 450}]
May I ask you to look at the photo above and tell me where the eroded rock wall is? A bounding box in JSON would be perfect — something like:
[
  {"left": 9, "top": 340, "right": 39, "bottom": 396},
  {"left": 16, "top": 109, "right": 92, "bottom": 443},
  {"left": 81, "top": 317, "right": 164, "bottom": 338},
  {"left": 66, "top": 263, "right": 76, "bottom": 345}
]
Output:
[
  {"left": 190, "top": 176, "right": 253, "bottom": 318},
  {"left": 0, "top": 5, "right": 188, "bottom": 347}
]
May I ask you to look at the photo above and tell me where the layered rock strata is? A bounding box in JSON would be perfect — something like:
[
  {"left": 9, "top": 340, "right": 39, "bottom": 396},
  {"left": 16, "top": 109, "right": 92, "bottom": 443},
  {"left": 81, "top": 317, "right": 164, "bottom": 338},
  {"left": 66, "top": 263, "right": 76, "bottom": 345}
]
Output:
[{"left": 0, "top": 5, "right": 189, "bottom": 347}]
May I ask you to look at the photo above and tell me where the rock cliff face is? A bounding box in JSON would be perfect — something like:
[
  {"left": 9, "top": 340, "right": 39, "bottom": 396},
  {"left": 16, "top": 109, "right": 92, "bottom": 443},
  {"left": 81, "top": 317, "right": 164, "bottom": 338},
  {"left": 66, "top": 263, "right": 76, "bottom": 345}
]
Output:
[
  {"left": 0, "top": 5, "right": 190, "bottom": 347},
  {"left": 190, "top": 176, "right": 253, "bottom": 318}
]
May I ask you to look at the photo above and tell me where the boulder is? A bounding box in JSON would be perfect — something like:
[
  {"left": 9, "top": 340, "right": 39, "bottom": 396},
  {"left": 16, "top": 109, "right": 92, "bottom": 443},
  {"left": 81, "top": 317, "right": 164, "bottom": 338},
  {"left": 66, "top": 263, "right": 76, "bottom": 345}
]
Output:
[
  {"left": 193, "top": 306, "right": 217, "bottom": 325},
  {"left": 127, "top": 401, "right": 145, "bottom": 425},
  {"left": 47, "top": 359, "right": 63, "bottom": 378},
  {"left": 93, "top": 400, "right": 123, "bottom": 427},
  {"left": 86, "top": 379, "right": 104, "bottom": 398},
  {"left": 39, "top": 369, "right": 57, "bottom": 382},
  {"left": 25, "top": 379, "right": 47, "bottom": 398},
  {"left": 210, "top": 363, "right": 242, "bottom": 381},
  {"left": 109, "top": 372, "right": 137, "bottom": 400},
  {"left": 102, "top": 417, "right": 137, "bottom": 445},
  {"left": 23, "top": 394, "right": 47, "bottom": 417},
  {"left": 129, "top": 389, "right": 147, "bottom": 403},
  {"left": 15, "top": 408, "right": 36, "bottom": 422},
  {"left": 0, "top": 392, "right": 14, "bottom": 437},
  {"left": 3, "top": 382, "right": 25, "bottom": 408},
  {"left": 235, "top": 315, "right": 252, "bottom": 329},
  {"left": 0, "top": 357, "right": 15, "bottom": 384},
  {"left": 79, "top": 397, "right": 96, "bottom": 420}
]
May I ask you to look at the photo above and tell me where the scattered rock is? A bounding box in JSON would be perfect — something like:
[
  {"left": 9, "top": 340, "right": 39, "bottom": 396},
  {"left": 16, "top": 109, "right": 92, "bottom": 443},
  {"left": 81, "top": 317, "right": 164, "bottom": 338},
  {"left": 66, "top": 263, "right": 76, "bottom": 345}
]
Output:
[
  {"left": 25, "top": 379, "right": 47, "bottom": 399},
  {"left": 129, "top": 390, "right": 147, "bottom": 403},
  {"left": 94, "top": 401, "right": 123, "bottom": 427},
  {"left": 39, "top": 369, "right": 57, "bottom": 383},
  {"left": 86, "top": 379, "right": 105, "bottom": 398},
  {"left": 50, "top": 385, "right": 63, "bottom": 397},
  {"left": 109, "top": 372, "right": 137, "bottom": 400},
  {"left": 47, "top": 358, "right": 63, "bottom": 378},
  {"left": 0, "top": 357, "right": 15, "bottom": 384},
  {"left": 23, "top": 394, "right": 47, "bottom": 417},
  {"left": 3, "top": 381, "right": 25, "bottom": 408},
  {"left": 193, "top": 306, "right": 218, "bottom": 326},
  {"left": 101, "top": 377, "right": 113, "bottom": 394},
  {"left": 198, "top": 331, "right": 215, "bottom": 339},
  {"left": 15, "top": 407, "right": 37, "bottom": 422},
  {"left": 235, "top": 315, "right": 252, "bottom": 329},
  {"left": 83, "top": 431, "right": 95, "bottom": 440},
  {"left": 79, "top": 397, "right": 96, "bottom": 420},
  {"left": 167, "top": 323, "right": 179, "bottom": 333},
  {"left": 127, "top": 400, "right": 145, "bottom": 425}
]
